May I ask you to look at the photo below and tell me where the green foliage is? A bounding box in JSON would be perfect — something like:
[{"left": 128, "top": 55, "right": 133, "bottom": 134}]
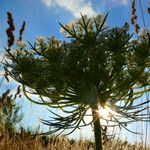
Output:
[{"left": 3, "top": 12, "right": 150, "bottom": 145}]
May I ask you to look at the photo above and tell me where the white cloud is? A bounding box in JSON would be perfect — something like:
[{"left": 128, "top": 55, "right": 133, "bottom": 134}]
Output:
[
  {"left": 41, "top": 0, "right": 97, "bottom": 17},
  {"left": 109, "top": 0, "right": 128, "bottom": 6},
  {"left": 100, "top": 0, "right": 128, "bottom": 9},
  {"left": 41, "top": 0, "right": 55, "bottom": 7},
  {"left": 121, "top": 0, "right": 128, "bottom": 5},
  {"left": 116, "top": 0, "right": 128, "bottom": 5}
]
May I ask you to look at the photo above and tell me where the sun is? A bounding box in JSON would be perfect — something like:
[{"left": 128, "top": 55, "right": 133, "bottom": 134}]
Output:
[
  {"left": 96, "top": 106, "right": 115, "bottom": 121},
  {"left": 85, "top": 105, "right": 116, "bottom": 126}
]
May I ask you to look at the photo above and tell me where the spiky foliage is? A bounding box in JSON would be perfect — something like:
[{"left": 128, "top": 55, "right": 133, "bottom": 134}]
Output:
[{"left": 4, "top": 12, "right": 150, "bottom": 150}]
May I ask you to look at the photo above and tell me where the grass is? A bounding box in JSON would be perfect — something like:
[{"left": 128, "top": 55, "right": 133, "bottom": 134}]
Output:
[
  {"left": 0, "top": 130, "right": 150, "bottom": 150},
  {"left": 0, "top": 89, "right": 149, "bottom": 150}
]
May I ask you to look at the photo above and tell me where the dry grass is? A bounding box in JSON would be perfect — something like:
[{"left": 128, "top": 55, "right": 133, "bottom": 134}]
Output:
[{"left": 0, "top": 132, "right": 150, "bottom": 150}]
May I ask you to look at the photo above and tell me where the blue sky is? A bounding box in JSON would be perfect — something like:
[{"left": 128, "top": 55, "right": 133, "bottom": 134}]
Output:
[
  {"left": 0, "top": 0, "right": 150, "bottom": 143},
  {"left": 0, "top": 0, "right": 149, "bottom": 45}
]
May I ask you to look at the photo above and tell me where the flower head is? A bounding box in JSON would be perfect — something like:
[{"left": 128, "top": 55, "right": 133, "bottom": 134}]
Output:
[
  {"left": 36, "top": 36, "right": 45, "bottom": 44},
  {"left": 16, "top": 40, "right": 26, "bottom": 48}
]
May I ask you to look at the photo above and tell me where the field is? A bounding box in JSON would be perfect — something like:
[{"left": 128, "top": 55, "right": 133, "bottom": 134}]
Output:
[
  {"left": 0, "top": 131, "right": 150, "bottom": 150},
  {"left": 0, "top": 1, "right": 150, "bottom": 150}
]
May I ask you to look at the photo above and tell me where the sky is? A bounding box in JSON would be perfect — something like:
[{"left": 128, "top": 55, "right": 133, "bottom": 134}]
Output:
[
  {"left": 0, "top": 0, "right": 150, "bottom": 143},
  {"left": 0, "top": 0, "right": 149, "bottom": 45}
]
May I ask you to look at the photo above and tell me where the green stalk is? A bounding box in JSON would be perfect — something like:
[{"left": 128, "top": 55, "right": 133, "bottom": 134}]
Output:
[{"left": 92, "top": 106, "right": 103, "bottom": 150}]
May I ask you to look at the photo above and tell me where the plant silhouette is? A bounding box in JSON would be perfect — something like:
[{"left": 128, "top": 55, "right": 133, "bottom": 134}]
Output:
[{"left": 4, "top": 12, "right": 150, "bottom": 150}]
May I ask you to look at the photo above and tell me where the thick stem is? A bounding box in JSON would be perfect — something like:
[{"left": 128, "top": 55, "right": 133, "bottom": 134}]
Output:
[{"left": 92, "top": 106, "right": 103, "bottom": 150}]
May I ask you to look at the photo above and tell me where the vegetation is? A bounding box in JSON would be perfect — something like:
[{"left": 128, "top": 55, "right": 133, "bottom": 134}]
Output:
[
  {"left": 0, "top": 89, "right": 23, "bottom": 138},
  {"left": 0, "top": 129, "right": 150, "bottom": 150},
  {"left": 3, "top": 11, "right": 150, "bottom": 150},
  {"left": 0, "top": 92, "right": 148, "bottom": 150}
]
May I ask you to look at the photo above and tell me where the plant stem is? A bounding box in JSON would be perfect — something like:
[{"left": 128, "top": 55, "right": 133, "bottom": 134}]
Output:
[{"left": 92, "top": 106, "right": 103, "bottom": 150}]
